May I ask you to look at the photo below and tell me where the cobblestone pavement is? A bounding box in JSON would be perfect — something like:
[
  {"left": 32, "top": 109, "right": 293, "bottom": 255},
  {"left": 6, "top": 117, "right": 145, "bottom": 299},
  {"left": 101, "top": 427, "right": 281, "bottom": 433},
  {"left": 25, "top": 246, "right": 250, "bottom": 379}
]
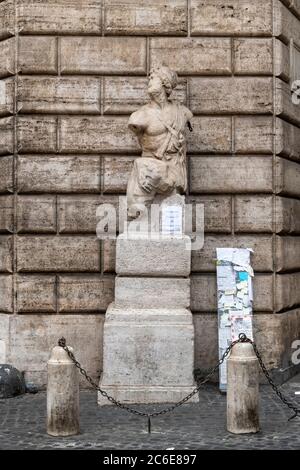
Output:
[{"left": 0, "top": 378, "right": 300, "bottom": 450}]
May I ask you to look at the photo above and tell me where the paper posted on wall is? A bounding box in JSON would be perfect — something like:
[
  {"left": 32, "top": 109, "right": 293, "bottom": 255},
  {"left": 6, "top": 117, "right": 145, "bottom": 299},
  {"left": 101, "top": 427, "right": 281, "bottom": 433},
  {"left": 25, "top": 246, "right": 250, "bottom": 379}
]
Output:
[{"left": 216, "top": 248, "right": 254, "bottom": 392}]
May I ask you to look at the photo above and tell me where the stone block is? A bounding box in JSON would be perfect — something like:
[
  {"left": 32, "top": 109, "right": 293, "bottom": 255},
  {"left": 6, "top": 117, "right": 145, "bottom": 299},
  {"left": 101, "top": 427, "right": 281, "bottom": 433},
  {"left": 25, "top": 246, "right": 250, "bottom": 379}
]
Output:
[
  {"left": 60, "top": 37, "right": 147, "bottom": 75},
  {"left": 18, "top": 77, "right": 101, "bottom": 114},
  {"left": 190, "top": 77, "right": 273, "bottom": 114},
  {"left": 0, "top": 77, "right": 15, "bottom": 116},
  {"left": 104, "top": 0, "right": 187, "bottom": 36},
  {"left": 191, "top": 274, "right": 273, "bottom": 313},
  {"left": 190, "top": 0, "right": 273, "bottom": 36},
  {"left": 276, "top": 118, "right": 300, "bottom": 161},
  {"left": 18, "top": 155, "right": 101, "bottom": 193},
  {"left": 103, "top": 156, "right": 136, "bottom": 193},
  {"left": 17, "top": 275, "right": 56, "bottom": 313},
  {"left": 276, "top": 157, "right": 300, "bottom": 197},
  {"left": 191, "top": 235, "right": 273, "bottom": 273},
  {"left": 115, "top": 277, "right": 190, "bottom": 309},
  {"left": 17, "top": 196, "right": 57, "bottom": 233},
  {"left": 58, "top": 275, "right": 114, "bottom": 313},
  {"left": 18, "top": 36, "right": 58, "bottom": 74},
  {"left": 150, "top": 37, "right": 231, "bottom": 75},
  {"left": 0, "top": 195, "right": 13, "bottom": 233},
  {"left": 274, "top": 0, "right": 300, "bottom": 47},
  {"left": 103, "top": 77, "right": 187, "bottom": 114},
  {"left": 59, "top": 117, "right": 138, "bottom": 154},
  {"left": 275, "top": 78, "right": 300, "bottom": 127},
  {"left": 233, "top": 39, "right": 273, "bottom": 75},
  {"left": 0, "top": 0, "right": 15, "bottom": 40},
  {"left": 0, "top": 236, "right": 13, "bottom": 273},
  {"left": 0, "top": 38, "right": 15, "bottom": 78},
  {"left": 275, "top": 196, "right": 300, "bottom": 234},
  {"left": 103, "top": 239, "right": 116, "bottom": 273},
  {"left": 234, "top": 117, "right": 273, "bottom": 154},
  {"left": 0, "top": 156, "right": 13, "bottom": 193},
  {"left": 0, "top": 275, "right": 13, "bottom": 312},
  {"left": 0, "top": 117, "right": 14, "bottom": 155},
  {"left": 274, "top": 40, "right": 290, "bottom": 82},
  {"left": 276, "top": 236, "right": 300, "bottom": 272},
  {"left": 17, "top": 0, "right": 102, "bottom": 35},
  {"left": 187, "top": 117, "right": 232, "bottom": 154},
  {"left": 187, "top": 195, "right": 232, "bottom": 233},
  {"left": 234, "top": 196, "right": 273, "bottom": 233},
  {"left": 190, "top": 156, "right": 273, "bottom": 194},
  {"left": 17, "top": 116, "right": 57, "bottom": 154},
  {"left": 0, "top": 314, "right": 104, "bottom": 387},
  {"left": 276, "top": 273, "right": 300, "bottom": 311},
  {"left": 116, "top": 234, "right": 191, "bottom": 276},
  {"left": 17, "top": 236, "right": 100, "bottom": 272},
  {"left": 58, "top": 195, "right": 118, "bottom": 234}
]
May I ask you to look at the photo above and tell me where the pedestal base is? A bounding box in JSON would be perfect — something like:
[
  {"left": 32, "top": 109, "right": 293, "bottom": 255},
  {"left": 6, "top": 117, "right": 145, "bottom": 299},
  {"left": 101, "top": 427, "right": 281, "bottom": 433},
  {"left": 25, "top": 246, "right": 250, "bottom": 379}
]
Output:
[{"left": 98, "top": 385, "right": 199, "bottom": 405}]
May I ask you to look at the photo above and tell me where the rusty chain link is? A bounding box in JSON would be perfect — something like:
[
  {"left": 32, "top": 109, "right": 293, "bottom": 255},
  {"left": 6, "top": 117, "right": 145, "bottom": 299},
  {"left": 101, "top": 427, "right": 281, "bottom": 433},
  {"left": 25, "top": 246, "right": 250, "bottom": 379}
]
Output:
[{"left": 57, "top": 334, "right": 300, "bottom": 432}]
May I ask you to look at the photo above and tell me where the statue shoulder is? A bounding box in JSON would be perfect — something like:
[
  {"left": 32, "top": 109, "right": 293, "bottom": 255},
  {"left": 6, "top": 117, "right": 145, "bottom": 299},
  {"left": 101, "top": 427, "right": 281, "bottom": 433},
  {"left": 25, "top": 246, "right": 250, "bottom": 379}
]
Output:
[
  {"left": 128, "top": 104, "right": 151, "bottom": 132},
  {"left": 171, "top": 100, "right": 193, "bottom": 122}
]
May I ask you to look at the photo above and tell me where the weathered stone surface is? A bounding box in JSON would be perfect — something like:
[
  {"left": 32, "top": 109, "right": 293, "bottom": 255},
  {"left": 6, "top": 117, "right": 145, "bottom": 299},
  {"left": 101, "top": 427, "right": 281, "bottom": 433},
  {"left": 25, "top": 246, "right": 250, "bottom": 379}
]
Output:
[
  {"left": 0, "top": 364, "right": 26, "bottom": 399},
  {"left": 103, "top": 156, "right": 137, "bottom": 193},
  {"left": 59, "top": 117, "right": 138, "bottom": 154},
  {"left": 234, "top": 117, "right": 273, "bottom": 154},
  {"left": 150, "top": 37, "right": 231, "bottom": 75},
  {"left": 276, "top": 118, "right": 300, "bottom": 161},
  {"left": 191, "top": 274, "right": 273, "bottom": 313},
  {"left": 58, "top": 195, "right": 118, "bottom": 234},
  {"left": 18, "top": 155, "right": 101, "bottom": 193},
  {"left": 115, "top": 277, "right": 190, "bottom": 309},
  {"left": 0, "top": 78, "right": 14, "bottom": 116},
  {"left": 17, "top": 116, "right": 57, "bottom": 153},
  {"left": 276, "top": 273, "right": 300, "bottom": 312},
  {"left": 47, "top": 345, "right": 79, "bottom": 437},
  {"left": 0, "top": 117, "right": 14, "bottom": 155},
  {"left": 187, "top": 195, "right": 232, "bottom": 233},
  {"left": 17, "top": 236, "right": 100, "bottom": 272},
  {"left": 233, "top": 39, "right": 272, "bottom": 75},
  {"left": 190, "top": 77, "right": 273, "bottom": 114},
  {"left": 0, "top": 314, "right": 104, "bottom": 387},
  {"left": 276, "top": 236, "right": 300, "bottom": 272},
  {"left": 17, "top": 275, "right": 56, "bottom": 313},
  {"left": 102, "top": 239, "right": 116, "bottom": 273},
  {"left": 104, "top": 0, "right": 187, "bottom": 36},
  {"left": 103, "top": 77, "right": 187, "bottom": 114},
  {"left": 234, "top": 196, "right": 273, "bottom": 233},
  {"left": 58, "top": 275, "right": 114, "bottom": 313},
  {"left": 0, "top": 275, "right": 13, "bottom": 312},
  {"left": 274, "top": 0, "right": 300, "bottom": 47},
  {"left": 0, "top": 0, "right": 14, "bottom": 40},
  {"left": 116, "top": 234, "right": 191, "bottom": 277},
  {"left": 0, "top": 236, "right": 13, "bottom": 273},
  {"left": 274, "top": 40, "right": 290, "bottom": 81},
  {"left": 0, "top": 195, "right": 13, "bottom": 233},
  {"left": 0, "top": 156, "right": 13, "bottom": 193},
  {"left": 0, "top": 38, "right": 15, "bottom": 78},
  {"left": 187, "top": 117, "right": 232, "bottom": 154},
  {"left": 18, "top": 0, "right": 102, "bottom": 35},
  {"left": 60, "top": 37, "right": 147, "bottom": 75},
  {"left": 190, "top": 157, "right": 273, "bottom": 194},
  {"left": 17, "top": 196, "right": 56, "bottom": 233},
  {"left": 18, "top": 77, "right": 101, "bottom": 114},
  {"left": 275, "top": 78, "right": 300, "bottom": 127},
  {"left": 18, "top": 36, "right": 58, "bottom": 74},
  {"left": 190, "top": 0, "right": 273, "bottom": 36},
  {"left": 191, "top": 235, "right": 273, "bottom": 273},
  {"left": 291, "top": 42, "right": 300, "bottom": 84},
  {"left": 276, "top": 157, "right": 300, "bottom": 197},
  {"left": 275, "top": 196, "right": 300, "bottom": 234}
]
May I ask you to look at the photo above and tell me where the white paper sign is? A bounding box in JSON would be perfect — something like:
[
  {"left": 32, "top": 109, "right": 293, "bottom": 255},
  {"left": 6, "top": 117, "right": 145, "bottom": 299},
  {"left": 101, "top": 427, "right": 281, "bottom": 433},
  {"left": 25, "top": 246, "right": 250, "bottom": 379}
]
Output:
[{"left": 161, "top": 205, "right": 183, "bottom": 235}]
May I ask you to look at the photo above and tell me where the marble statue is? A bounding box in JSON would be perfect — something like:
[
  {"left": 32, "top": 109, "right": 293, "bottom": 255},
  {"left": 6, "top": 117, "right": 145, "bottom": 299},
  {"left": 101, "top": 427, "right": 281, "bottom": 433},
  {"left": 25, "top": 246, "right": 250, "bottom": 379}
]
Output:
[{"left": 127, "top": 66, "right": 193, "bottom": 219}]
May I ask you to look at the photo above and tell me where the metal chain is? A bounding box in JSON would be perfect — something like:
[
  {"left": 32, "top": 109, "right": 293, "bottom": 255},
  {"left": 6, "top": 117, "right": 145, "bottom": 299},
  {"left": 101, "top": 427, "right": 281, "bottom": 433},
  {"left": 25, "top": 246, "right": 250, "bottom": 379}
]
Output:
[{"left": 57, "top": 333, "right": 300, "bottom": 430}]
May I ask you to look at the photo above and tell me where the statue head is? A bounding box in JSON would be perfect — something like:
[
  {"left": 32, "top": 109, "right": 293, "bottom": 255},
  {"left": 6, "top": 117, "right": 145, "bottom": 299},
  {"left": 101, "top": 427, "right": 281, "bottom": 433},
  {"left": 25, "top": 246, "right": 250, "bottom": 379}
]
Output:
[{"left": 148, "top": 66, "right": 178, "bottom": 98}]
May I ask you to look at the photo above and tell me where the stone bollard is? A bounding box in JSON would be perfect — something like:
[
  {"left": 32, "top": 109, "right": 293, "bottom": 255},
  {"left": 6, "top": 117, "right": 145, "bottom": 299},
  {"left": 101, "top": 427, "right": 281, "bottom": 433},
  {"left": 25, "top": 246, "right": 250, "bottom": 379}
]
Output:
[
  {"left": 227, "top": 342, "right": 260, "bottom": 434},
  {"left": 47, "top": 344, "right": 79, "bottom": 437}
]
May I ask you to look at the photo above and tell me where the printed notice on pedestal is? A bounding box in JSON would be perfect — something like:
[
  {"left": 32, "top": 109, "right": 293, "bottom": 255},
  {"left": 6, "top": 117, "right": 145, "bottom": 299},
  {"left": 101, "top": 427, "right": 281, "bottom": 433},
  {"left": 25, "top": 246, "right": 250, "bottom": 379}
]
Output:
[{"left": 161, "top": 205, "right": 183, "bottom": 236}]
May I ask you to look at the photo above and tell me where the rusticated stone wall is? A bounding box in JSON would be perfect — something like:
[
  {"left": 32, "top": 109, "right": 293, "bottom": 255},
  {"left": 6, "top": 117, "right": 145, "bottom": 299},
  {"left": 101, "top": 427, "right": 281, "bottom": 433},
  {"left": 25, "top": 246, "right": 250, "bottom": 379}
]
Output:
[{"left": 0, "top": 0, "right": 300, "bottom": 386}]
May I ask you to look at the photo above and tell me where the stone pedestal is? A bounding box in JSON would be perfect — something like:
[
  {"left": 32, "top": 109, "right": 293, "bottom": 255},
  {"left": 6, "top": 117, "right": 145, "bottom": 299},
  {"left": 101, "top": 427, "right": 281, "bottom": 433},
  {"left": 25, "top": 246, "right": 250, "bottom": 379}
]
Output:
[{"left": 98, "top": 230, "right": 199, "bottom": 405}]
